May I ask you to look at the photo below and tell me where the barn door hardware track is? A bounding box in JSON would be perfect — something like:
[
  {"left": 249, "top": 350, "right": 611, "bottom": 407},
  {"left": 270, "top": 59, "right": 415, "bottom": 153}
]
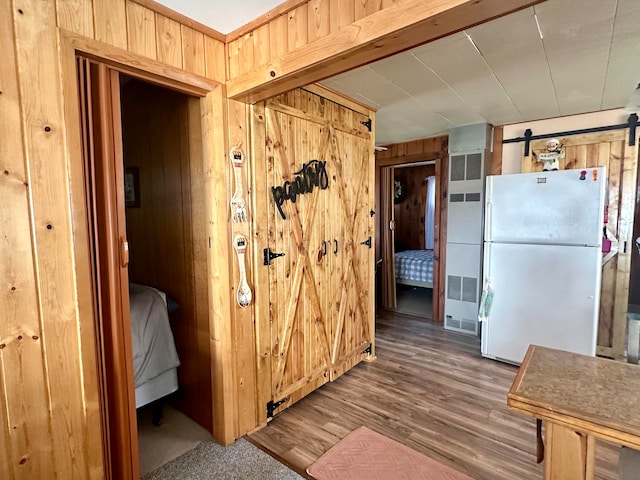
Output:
[
  {"left": 360, "top": 236, "right": 372, "bottom": 248},
  {"left": 503, "top": 113, "right": 639, "bottom": 156},
  {"left": 263, "top": 248, "right": 285, "bottom": 265},
  {"left": 266, "top": 398, "right": 288, "bottom": 419},
  {"left": 360, "top": 118, "right": 372, "bottom": 132}
]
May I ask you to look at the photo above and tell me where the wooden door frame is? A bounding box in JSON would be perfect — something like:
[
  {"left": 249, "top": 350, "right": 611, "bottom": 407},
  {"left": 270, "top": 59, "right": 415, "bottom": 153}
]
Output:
[
  {"left": 58, "top": 29, "right": 236, "bottom": 478},
  {"left": 376, "top": 154, "right": 448, "bottom": 322}
]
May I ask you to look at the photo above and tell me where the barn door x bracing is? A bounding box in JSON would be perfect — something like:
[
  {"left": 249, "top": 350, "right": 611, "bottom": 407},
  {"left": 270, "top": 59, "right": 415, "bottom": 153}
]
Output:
[{"left": 253, "top": 89, "right": 375, "bottom": 420}]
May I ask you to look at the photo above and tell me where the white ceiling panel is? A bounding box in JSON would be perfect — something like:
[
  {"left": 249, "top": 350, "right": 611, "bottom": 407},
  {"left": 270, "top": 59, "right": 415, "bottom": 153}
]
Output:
[
  {"left": 601, "top": 0, "right": 640, "bottom": 109},
  {"left": 412, "top": 36, "right": 521, "bottom": 123},
  {"left": 152, "top": 0, "right": 640, "bottom": 146},
  {"left": 328, "top": 68, "right": 410, "bottom": 108},
  {"left": 468, "top": 8, "right": 560, "bottom": 121},
  {"left": 535, "top": 0, "right": 617, "bottom": 115}
]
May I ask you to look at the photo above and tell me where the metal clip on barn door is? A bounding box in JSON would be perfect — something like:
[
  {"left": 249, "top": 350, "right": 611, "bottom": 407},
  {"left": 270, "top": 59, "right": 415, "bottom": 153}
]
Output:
[{"left": 360, "top": 236, "right": 372, "bottom": 248}]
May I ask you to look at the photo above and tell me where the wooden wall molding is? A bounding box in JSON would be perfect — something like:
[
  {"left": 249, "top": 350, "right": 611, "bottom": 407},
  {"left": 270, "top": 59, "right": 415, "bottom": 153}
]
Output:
[
  {"left": 130, "top": 0, "right": 226, "bottom": 41},
  {"left": 226, "top": 0, "right": 544, "bottom": 103},
  {"left": 61, "top": 30, "right": 218, "bottom": 96},
  {"left": 226, "top": 0, "right": 310, "bottom": 42}
]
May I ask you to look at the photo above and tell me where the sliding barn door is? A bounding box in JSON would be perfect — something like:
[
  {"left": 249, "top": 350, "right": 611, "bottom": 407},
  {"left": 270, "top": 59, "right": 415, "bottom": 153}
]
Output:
[
  {"left": 254, "top": 89, "right": 375, "bottom": 419},
  {"left": 522, "top": 130, "right": 638, "bottom": 358}
]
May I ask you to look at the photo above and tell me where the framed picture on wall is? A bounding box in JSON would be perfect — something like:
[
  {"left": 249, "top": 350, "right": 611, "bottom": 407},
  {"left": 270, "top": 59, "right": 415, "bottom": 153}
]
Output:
[{"left": 124, "top": 167, "right": 140, "bottom": 208}]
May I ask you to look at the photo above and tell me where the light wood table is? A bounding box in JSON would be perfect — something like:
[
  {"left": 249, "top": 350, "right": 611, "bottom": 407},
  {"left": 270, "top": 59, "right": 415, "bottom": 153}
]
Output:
[{"left": 508, "top": 345, "right": 640, "bottom": 480}]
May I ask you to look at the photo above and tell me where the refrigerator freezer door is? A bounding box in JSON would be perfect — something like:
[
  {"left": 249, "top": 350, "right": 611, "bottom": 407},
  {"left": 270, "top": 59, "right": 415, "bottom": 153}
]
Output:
[
  {"left": 481, "top": 242, "right": 601, "bottom": 364},
  {"left": 485, "top": 167, "right": 605, "bottom": 246}
]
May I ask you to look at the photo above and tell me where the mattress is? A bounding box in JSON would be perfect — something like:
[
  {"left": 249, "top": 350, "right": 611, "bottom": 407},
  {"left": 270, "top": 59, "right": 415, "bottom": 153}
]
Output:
[
  {"left": 129, "top": 283, "right": 180, "bottom": 407},
  {"left": 394, "top": 249, "right": 434, "bottom": 285}
]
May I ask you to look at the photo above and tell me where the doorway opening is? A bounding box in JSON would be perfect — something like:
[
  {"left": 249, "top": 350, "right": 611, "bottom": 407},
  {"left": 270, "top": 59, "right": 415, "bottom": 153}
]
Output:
[
  {"left": 378, "top": 154, "right": 447, "bottom": 322},
  {"left": 77, "top": 57, "right": 212, "bottom": 479}
]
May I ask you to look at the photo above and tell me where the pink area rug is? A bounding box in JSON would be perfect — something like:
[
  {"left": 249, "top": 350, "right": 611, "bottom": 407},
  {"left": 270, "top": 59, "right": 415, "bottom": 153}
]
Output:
[{"left": 307, "top": 426, "right": 474, "bottom": 480}]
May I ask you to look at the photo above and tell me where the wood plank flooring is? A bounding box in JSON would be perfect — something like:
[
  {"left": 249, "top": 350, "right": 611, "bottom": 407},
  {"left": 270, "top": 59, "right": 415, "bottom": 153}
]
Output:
[{"left": 248, "top": 311, "right": 620, "bottom": 479}]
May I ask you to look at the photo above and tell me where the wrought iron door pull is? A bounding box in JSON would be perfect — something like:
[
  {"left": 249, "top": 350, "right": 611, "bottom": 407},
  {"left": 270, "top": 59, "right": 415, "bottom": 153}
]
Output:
[{"left": 333, "top": 239, "right": 338, "bottom": 254}]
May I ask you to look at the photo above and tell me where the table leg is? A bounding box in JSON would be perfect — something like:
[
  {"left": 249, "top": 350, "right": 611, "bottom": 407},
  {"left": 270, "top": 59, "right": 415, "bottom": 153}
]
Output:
[{"left": 543, "top": 422, "right": 596, "bottom": 480}]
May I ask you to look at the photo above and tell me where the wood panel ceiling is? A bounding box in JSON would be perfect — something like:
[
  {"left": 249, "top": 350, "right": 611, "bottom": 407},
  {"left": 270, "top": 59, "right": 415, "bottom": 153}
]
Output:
[{"left": 320, "top": 0, "right": 640, "bottom": 145}]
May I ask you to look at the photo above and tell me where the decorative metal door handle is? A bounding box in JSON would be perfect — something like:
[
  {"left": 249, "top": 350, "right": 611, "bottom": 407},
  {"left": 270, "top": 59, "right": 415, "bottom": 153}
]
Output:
[
  {"left": 333, "top": 239, "right": 338, "bottom": 255},
  {"left": 233, "top": 234, "right": 252, "bottom": 308},
  {"left": 322, "top": 240, "right": 327, "bottom": 256}
]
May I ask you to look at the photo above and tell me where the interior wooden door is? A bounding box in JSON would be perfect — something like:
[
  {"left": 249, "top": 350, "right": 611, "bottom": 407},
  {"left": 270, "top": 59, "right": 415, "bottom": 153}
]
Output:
[
  {"left": 327, "top": 123, "right": 374, "bottom": 380},
  {"left": 78, "top": 58, "right": 139, "bottom": 479},
  {"left": 521, "top": 130, "right": 638, "bottom": 358},
  {"left": 260, "top": 89, "right": 375, "bottom": 417}
]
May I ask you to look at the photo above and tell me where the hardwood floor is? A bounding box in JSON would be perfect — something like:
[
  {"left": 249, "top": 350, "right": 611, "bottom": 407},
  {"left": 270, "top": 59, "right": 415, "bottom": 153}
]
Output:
[{"left": 249, "top": 311, "right": 620, "bottom": 479}]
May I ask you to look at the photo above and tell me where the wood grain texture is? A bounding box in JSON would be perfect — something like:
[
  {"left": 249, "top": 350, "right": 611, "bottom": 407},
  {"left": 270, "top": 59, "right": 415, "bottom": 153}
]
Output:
[
  {"left": 250, "top": 102, "right": 272, "bottom": 428},
  {"left": 491, "top": 126, "right": 504, "bottom": 175},
  {"left": 155, "top": 14, "right": 183, "bottom": 69},
  {"left": 4, "top": 0, "right": 228, "bottom": 474},
  {"left": 63, "top": 54, "right": 105, "bottom": 480},
  {"left": 256, "top": 89, "right": 374, "bottom": 420},
  {"left": 226, "top": 0, "right": 309, "bottom": 42},
  {"left": 250, "top": 313, "right": 619, "bottom": 480},
  {"left": 120, "top": 79, "right": 212, "bottom": 431},
  {"left": 227, "top": 98, "right": 259, "bottom": 436},
  {"left": 61, "top": 31, "right": 216, "bottom": 96},
  {"left": 227, "top": 0, "right": 544, "bottom": 102},
  {"left": 93, "top": 0, "right": 128, "bottom": 49},
  {"left": 13, "top": 1, "right": 97, "bottom": 476},
  {"left": 129, "top": 0, "right": 226, "bottom": 41},
  {"left": 287, "top": 4, "right": 309, "bottom": 52},
  {"left": 56, "top": 0, "right": 94, "bottom": 37},
  {"left": 0, "top": 2, "right": 58, "bottom": 477},
  {"left": 203, "top": 35, "right": 226, "bottom": 83},
  {"left": 308, "top": 0, "right": 330, "bottom": 42},
  {"left": 394, "top": 165, "right": 435, "bottom": 251},
  {"left": 204, "top": 86, "right": 238, "bottom": 445},
  {"left": 181, "top": 26, "right": 206, "bottom": 76},
  {"left": 126, "top": 1, "right": 157, "bottom": 59}
]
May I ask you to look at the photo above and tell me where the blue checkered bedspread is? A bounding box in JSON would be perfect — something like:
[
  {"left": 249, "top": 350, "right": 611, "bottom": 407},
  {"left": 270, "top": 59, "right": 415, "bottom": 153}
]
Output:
[{"left": 394, "top": 249, "right": 434, "bottom": 284}]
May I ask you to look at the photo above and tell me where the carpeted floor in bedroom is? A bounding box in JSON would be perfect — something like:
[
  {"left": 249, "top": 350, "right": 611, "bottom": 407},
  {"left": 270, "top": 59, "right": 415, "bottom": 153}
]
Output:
[{"left": 138, "top": 404, "right": 303, "bottom": 479}]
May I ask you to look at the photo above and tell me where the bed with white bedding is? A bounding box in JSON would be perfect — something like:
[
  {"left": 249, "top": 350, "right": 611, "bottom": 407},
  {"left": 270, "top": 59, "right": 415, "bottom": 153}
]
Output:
[
  {"left": 129, "top": 283, "right": 180, "bottom": 409},
  {"left": 394, "top": 249, "right": 435, "bottom": 288}
]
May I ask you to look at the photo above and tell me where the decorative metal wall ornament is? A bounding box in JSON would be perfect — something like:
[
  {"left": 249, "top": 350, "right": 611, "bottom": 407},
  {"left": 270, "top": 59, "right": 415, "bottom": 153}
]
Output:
[
  {"left": 230, "top": 142, "right": 248, "bottom": 223},
  {"left": 271, "top": 159, "right": 329, "bottom": 220},
  {"left": 233, "top": 234, "right": 252, "bottom": 308}
]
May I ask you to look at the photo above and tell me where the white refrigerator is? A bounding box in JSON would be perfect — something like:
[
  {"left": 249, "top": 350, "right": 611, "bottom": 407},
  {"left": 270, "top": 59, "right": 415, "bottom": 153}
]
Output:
[{"left": 481, "top": 167, "right": 607, "bottom": 365}]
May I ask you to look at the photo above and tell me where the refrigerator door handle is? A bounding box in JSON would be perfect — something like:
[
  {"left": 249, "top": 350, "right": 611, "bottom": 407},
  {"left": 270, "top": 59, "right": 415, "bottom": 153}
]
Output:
[{"left": 485, "top": 201, "right": 492, "bottom": 241}]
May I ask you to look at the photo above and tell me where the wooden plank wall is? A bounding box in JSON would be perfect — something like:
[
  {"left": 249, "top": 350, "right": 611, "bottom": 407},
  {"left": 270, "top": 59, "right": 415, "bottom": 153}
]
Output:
[
  {"left": 1, "top": 0, "right": 226, "bottom": 477},
  {"left": 394, "top": 165, "right": 436, "bottom": 251},
  {"left": 225, "top": 0, "right": 544, "bottom": 101},
  {"left": 226, "top": 97, "right": 260, "bottom": 437},
  {"left": 120, "top": 80, "right": 212, "bottom": 430}
]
